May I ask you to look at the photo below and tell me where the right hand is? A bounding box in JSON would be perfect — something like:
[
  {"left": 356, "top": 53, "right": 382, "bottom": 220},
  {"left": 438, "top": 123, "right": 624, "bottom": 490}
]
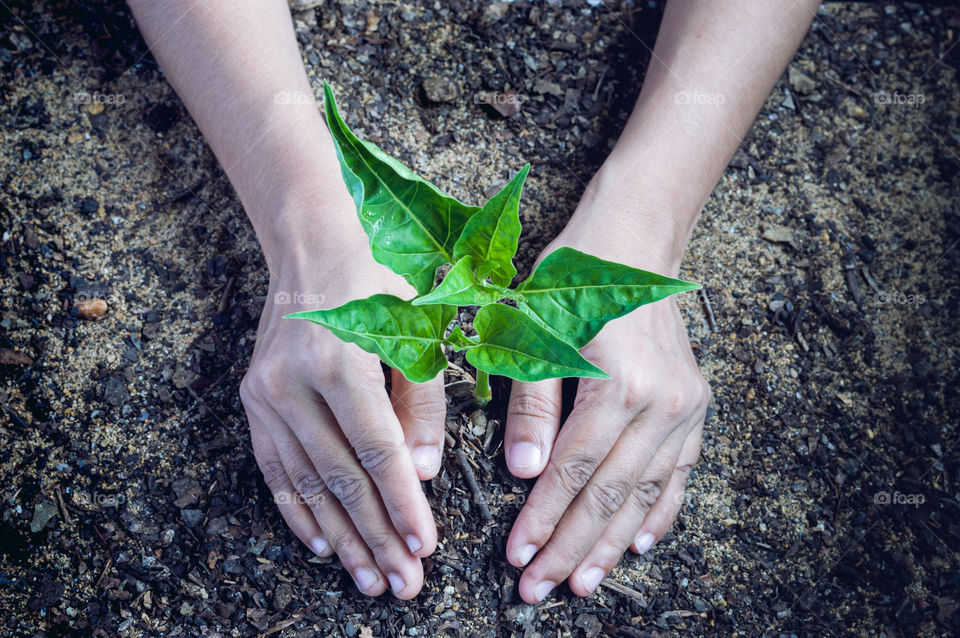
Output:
[{"left": 239, "top": 210, "right": 446, "bottom": 599}]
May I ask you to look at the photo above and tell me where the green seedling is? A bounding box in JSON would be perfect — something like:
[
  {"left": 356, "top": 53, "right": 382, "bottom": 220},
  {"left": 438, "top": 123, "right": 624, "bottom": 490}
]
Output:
[{"left": 287, "top": 82, "right": 701, "bottom": 405}]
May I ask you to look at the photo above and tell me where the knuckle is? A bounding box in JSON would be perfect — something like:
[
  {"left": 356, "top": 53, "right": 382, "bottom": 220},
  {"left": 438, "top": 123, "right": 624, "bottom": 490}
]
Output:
[
  {"left": 362, "top": 531, "right": 393, "bottom": 556},
  {"left": 305, "top": 360, "right": 334, "bottom": 390},
  {"left": 675, "top": 461, "right": 696, "bottom": 480},
  {"left": 353, "top": 438, "right": 402, "bottom": 476},
  {"left": 325, "top": 467, "right": 367, "bottom": 510},
  {"left": 239, "top": 376, "right": 255, "bottom": 407},
  {"left": 571, "top": 380, "right": 607, "bottom": 411},
  {"left": 395, "top": 392, "right": 444, "bottom": 424},
  {"left": 621, "top": 376, "right": 652, "bottom": 413},
  {"left": 327, "top": 529, "right": 360, "bottom": 558},
  {"left": 630, "top": 476, "right": 667, "bottom": 512},
  {"left": 247, "top": 360, "right": 292, "bottom": 403},
  {"left": 659, "top": 386, "right": 691, "bottom": 422},
  {"left": 553, "top": 456, "right": 597, "bottom": 498},
  {"left": 510, "top": 388, "right": 559, "bottom": 423},
  {"left": 583, "top": 479, "right": 632, "bottom": 521},
  {"left": 607, "top": 528, "right": 639, "bottom": 553},
  {"left": 258, "top": 458, "right": 289, "bottom": 492},
  {"left": 698, "top": 380, "right": 713, "bottom": 411},
  {"left": 293, "top": 472, "right": 330, "bottom": 508}
]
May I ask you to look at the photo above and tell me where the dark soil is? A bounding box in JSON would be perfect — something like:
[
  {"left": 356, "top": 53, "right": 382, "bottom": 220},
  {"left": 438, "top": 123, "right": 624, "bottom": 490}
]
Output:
[{"left": 1, "top": 1, "right": 959, "bottom": 636}]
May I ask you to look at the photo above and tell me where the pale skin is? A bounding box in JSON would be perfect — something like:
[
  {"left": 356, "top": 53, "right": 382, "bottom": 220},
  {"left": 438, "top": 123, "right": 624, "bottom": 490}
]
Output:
[{"left": 128, "top": 0, "right": 819, "bottom": 603}]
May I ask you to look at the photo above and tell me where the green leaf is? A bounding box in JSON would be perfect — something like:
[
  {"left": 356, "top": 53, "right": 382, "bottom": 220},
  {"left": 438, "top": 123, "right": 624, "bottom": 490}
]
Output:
[
  {"left": 323, "top": 82, "right": 479, "bottom": 294},
  {"left": 466, "top": 304, "right": 609, "bottom": 382},
  {"left": 286, "top": 294, "right": 455, "bottom": 383},
  {"left": 412, "top": 255, "right": 504, "bottom": 307},
  {"left": 517, "top": 247, "right": 701, "bottom": 348},
  {"left": 452, "top": 164, "right": 529, "bottom": 287}
]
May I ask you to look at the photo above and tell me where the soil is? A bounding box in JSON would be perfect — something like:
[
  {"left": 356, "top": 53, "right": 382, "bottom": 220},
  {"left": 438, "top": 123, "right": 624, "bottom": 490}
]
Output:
[{"left": 2, "top": 1, "right": 959, "bottom": 636}]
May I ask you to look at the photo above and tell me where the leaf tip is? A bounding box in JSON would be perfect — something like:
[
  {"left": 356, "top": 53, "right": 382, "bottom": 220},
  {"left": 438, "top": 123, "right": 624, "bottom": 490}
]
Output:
[{"left": 587, "top": 365, "right": 611, "bottom": 379}]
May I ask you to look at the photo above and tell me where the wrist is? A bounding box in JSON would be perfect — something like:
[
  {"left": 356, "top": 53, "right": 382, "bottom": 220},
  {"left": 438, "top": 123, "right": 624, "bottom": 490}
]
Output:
[
  {"left": 248, "top": 178, "right": 366, "bottom": 277},
  {"left": 555, "top": 161, "right": 699, "bottom": 276}
]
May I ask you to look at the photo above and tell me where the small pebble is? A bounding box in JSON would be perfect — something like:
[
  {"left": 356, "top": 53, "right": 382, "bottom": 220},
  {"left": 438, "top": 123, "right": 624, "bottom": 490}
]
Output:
[
  {"left": 75, "top": 298, "right": 107, "bottom": 319},
  {"left": 422, "top": 77, "right": 459, "bottom": 103}
]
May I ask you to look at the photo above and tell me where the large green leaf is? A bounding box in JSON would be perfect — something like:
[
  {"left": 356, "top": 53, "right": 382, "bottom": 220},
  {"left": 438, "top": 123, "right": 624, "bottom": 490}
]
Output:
[
  {"left": 411, "top": 256, "right": 504, "bottom": 307},
  {"left": 517, "top": 247, "right": 701, "bottom": 347},
  {"left": 466, "top": 304, "right": 609, "bottom": 382},
  {"left": 452, "top": 164, "right": 529, "bottom": 287},
  {"left": 323, "top": 82, "right": 479, "bottom": 294},
  {"left": 286, "top": 294, "right": 455, "bottom": 383}
]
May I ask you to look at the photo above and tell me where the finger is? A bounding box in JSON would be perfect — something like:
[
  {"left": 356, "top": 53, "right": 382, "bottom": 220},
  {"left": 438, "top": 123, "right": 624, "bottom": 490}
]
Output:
[
  {"left": 319, "top": 359, "right": 438, "bottom": 557},
  {"left": 504, "top": 379, "right": 563, "bottom": 478},
  {"left": 565, "top": 424, "right": 698, "bottom": 599},
  {"left": 505, "top": 384, "right": 635, "bottom": 569},
  {"left": 246, "top": 402, "right": 393, "bottom": 597},
  {"left": 517, "top": 421, "right": 684, "bottom": 603},
  {"left": 247, "top": 409, "right": 334, "bottom": 559},
  {"left": 630, "top": 420, "right": 703, "bottom": 554},
  {"left": 270, "top": 390, "right": 425, "bottom": 599},
  {"left": 391, "top": 369, "right": 445, "bottom": 481}
]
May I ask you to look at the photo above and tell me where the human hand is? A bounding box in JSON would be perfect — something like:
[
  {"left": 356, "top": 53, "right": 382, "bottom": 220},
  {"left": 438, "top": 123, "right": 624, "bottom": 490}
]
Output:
[
  {"left": 239, "top": 206, "right": 445, "bottom": 600},
  {"left": 502, "top": 196, "right": 710, "bottom": 604}
]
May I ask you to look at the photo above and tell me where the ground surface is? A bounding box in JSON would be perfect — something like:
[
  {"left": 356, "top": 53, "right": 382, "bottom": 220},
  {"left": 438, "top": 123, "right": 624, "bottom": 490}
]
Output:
[{"left": 1, "top": 1, "right": 959, "bottom": 636}]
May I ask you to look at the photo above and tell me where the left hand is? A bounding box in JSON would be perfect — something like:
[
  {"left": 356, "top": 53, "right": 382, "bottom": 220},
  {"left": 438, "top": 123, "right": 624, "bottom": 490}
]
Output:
[{"left": 503, "top": 224, "right": 710, "bottom": 604}]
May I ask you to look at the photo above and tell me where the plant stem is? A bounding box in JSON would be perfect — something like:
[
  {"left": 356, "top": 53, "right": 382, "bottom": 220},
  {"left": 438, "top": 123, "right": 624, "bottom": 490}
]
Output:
[
  {"left": 473, "top": 370, "right": 491, "bottom": 407},
  {"left": 488, "top": 283, "right": 525, "bottom": 304}
]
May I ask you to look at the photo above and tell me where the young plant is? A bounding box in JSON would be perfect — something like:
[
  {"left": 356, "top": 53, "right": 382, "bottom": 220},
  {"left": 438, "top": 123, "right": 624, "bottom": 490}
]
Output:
[{"left": 287, "top": 82, "right": 701, "bottom": 405}]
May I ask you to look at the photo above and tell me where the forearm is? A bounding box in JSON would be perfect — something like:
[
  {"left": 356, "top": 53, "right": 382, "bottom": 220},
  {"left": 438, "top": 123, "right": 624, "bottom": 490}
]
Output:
[
  {"left": 568, "top": 0, "right": 819, "bottom": 273},
  {"left": 126, "top": 0, "right": 353, "bottom": 272}
]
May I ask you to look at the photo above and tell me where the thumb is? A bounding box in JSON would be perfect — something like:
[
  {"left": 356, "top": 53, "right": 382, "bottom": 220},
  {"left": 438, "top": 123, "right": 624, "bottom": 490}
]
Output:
[
  {"left": 505, "top": 379, "right": 563, "bottom": 478},
  {"left": 391, "top": 369, "right": 447, "bottom": 480}
]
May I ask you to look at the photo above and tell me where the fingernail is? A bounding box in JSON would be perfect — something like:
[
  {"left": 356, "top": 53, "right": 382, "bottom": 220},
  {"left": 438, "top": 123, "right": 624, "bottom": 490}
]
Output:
[
  {"left": 580, "top": 566, "right": 605, "bottom": 594},
  {"left": 635, "top": 532, "right": 656, "bottom": 554},
  {"left": 405, "top": 535, "right": 423, "bottom": 554},
  {"left": 510, "top": 442, "right": 542, "bottom": 470},
  {"left": 516, "top": 543, "right": 538, "bottom": 566},
  {"left": 534, "top": 580, "right": 556, "bottom": 603},
  {"left": 353, "top": 567, "right": 379, "bottom": 592},
  {"left": 412, "top": 445, "right": 439, "bottom": 471},
  {"left": 387, "top": 573, "right": 405, "bottom": 595},
  {"left": 310, "top": 537, "right": 329, "bottom": 556}
]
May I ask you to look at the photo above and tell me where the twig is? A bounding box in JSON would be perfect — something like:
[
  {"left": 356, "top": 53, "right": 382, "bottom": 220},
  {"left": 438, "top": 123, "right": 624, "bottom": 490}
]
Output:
[
  {"left": 218, "top": 276, "right": 236, "bottom": 315},
  {"left": 600, "top": 578, "right": 647, "bottom": 604},
  {"left": 592, "top": 68, "right": 606, "bottom": 101},
  {"left": 699, "top": 289, "right": 718, "bottom": 332},
  {"left": 258, "top": 601, "right": 321, "bottom": 637},
  {"left": 455, "top": 447, "right": 492, "bottom": 522},
  {"left": 444, "top": 360, "right": 474, "bottom": 382},
  {"left": 95, "top": 555, "right": 112, "bottom": 590},
  {"left": 54, "top": 485, "right": 72, "bottom": 526},
  {"left": 860, "top": 267, "right": 882, "bottom": 296},
  {"left": 796, "top": 331, "right": 810, "bottom": 353}
]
